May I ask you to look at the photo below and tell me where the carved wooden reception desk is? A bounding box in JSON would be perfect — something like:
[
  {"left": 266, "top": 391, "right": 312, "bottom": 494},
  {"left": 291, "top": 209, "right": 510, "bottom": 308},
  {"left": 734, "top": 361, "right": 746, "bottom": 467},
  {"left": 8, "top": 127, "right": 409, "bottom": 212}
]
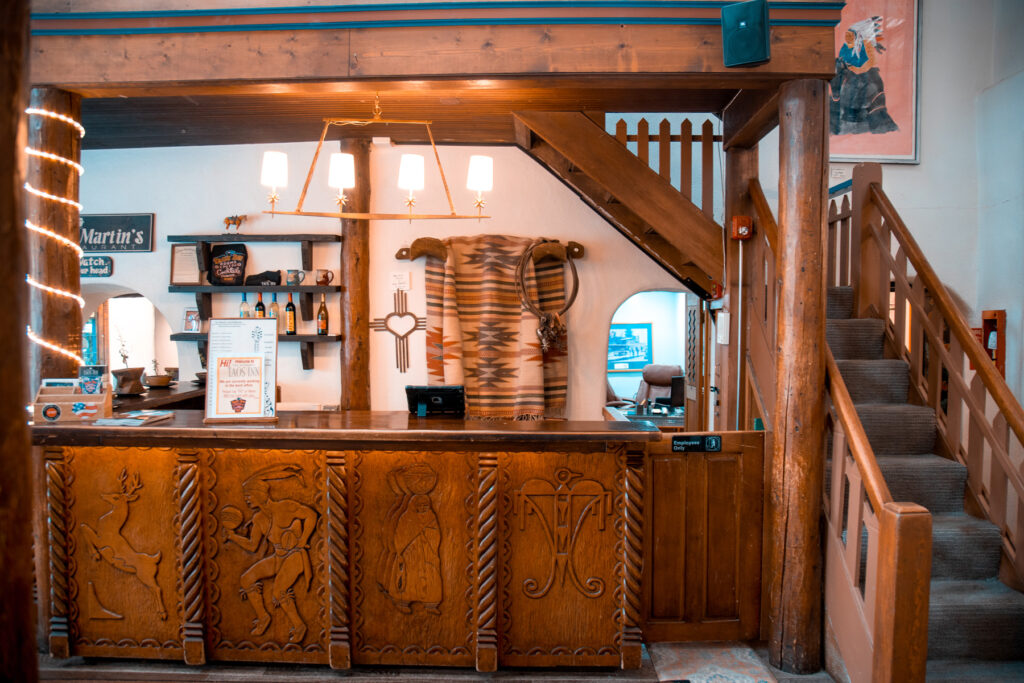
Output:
[{"left": 32, "top": 412, "right": 658, "bottom": 671}]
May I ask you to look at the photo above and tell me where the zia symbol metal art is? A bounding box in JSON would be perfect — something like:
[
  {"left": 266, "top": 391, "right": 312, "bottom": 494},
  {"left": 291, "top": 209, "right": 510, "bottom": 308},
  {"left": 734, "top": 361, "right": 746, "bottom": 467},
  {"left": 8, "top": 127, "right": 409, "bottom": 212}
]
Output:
[
  {"left": 370, "top": 290, "right": 426, "bottom": 373},
  {"left": 513, "top": 467, "right": 613, "bottom": 600}
]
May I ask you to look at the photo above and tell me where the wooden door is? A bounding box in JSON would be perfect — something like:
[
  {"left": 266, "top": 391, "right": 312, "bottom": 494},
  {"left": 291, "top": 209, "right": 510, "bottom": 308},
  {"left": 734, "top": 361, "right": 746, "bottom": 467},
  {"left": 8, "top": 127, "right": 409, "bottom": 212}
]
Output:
[{"left": 642, "top": 431, "right": 763, "bottom": 641}]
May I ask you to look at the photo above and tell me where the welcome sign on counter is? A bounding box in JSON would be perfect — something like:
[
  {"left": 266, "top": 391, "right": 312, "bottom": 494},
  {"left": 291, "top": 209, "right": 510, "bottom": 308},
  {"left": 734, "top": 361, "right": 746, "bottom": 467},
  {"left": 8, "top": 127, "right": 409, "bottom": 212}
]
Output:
[{"left": 204, "top": 318, "right": 278, "bottom": 423}]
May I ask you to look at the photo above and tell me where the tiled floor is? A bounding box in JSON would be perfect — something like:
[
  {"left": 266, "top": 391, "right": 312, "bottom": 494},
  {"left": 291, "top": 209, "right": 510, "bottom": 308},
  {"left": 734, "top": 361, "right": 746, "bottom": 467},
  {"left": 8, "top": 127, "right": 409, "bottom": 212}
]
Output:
[{"left": 39, "top": 644, "right": 836, "bottom": 682}]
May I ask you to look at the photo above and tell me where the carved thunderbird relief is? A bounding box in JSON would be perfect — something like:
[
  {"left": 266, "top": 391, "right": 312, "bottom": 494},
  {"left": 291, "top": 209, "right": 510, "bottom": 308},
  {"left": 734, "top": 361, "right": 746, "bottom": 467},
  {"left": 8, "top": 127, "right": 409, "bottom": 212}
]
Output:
[
  {"left": 512, "top": 467, "right": 613, "bottom": 600},
  {"left": 221, "top": 464, "right": 318, "bottom": 644},
  {"left": 80, "top": 468, "right": 168, "bottom": 620},
  {"left": 377, "top": 463, "right": 443, "bottom": 614}
]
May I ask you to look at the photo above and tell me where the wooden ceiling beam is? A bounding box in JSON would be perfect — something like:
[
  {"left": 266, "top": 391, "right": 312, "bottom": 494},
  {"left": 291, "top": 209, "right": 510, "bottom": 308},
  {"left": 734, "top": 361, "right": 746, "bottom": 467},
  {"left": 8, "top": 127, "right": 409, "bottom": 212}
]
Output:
[{"left": 723, "top": 88, "right": 781, "bottom": 150}]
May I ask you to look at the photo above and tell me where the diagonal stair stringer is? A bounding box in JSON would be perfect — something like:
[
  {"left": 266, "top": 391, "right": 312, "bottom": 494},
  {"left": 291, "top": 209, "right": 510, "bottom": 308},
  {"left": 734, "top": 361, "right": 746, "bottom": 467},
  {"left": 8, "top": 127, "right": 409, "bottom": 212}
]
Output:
[{"left": 513, "top": 111, "right": 724, "bottom": 293}]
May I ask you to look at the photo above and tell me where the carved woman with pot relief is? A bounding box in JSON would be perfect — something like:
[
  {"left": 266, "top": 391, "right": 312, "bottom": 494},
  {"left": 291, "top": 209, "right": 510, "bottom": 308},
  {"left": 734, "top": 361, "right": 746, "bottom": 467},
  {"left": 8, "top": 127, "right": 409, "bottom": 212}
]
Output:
[{"left": 377, "top": 463, "right": 443, "bottom": 614}]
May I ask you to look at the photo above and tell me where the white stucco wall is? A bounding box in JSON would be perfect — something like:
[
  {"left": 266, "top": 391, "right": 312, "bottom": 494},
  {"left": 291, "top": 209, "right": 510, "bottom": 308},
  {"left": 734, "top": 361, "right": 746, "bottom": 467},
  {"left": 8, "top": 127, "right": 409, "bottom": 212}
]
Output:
[{"left": 81, "top": 141, "right": 684, "bottom": 418}]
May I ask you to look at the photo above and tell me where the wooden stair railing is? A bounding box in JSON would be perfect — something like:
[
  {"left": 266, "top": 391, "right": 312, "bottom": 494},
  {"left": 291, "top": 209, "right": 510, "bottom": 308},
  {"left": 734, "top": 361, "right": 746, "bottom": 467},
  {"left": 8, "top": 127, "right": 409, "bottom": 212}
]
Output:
[
  {"left": 745, "top": 179, "right": 778, "bottom": 429},
  {"left": 849, "top": 163, "right": 1024, "bottom": 587},
  {"left": 824, "top": 349, "right": 931, "bottom": 683}
]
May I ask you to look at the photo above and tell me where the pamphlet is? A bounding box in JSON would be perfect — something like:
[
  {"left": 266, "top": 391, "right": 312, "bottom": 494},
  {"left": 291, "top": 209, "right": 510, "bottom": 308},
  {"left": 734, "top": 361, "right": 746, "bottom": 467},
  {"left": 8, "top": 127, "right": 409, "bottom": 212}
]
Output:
[
  {"left": 93, "top": 409, "right": 174, "bottom": 427},
  {"left": 78, "top": 365, "right": 107, "bottom": 394}
]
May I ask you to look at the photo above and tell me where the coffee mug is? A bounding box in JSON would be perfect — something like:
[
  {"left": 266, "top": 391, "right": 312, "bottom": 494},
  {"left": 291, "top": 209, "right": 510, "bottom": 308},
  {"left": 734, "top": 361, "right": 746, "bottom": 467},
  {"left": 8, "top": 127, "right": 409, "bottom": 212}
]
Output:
[
  {"left": 316, "top": 269, "right": 335, "bottom": 286},
  {"left": 286, "top": 269, "right": 306, "bottom": 285}
]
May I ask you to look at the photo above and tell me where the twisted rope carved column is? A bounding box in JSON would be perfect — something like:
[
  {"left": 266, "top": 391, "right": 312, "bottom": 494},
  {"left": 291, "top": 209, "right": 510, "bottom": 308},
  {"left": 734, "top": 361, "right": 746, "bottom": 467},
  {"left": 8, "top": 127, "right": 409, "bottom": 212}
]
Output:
[
  {"left": 177, "top": 451, "right": 205, "bottom": 665},
  {"left": 620, "top": 450, "right": 644, "bottom": 669},
  {"left": 327, "top": 452, "right": 351, "bottom": 669},
  {"left": 475, "top": 453, "right": 498, "bottom": 672},
  {"left": 45, "top": 448, "right": 70, "bottom": 658},
  {"left": 26, "top": 87, "right": 83, "bottom": 393}
]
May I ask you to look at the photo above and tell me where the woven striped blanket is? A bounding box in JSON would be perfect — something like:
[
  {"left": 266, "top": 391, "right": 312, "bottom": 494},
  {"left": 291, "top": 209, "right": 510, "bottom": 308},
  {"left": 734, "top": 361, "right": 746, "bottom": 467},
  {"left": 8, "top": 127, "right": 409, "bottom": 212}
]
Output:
[{"left": 424, "top": 235, "right": 568, "bottom": 419}]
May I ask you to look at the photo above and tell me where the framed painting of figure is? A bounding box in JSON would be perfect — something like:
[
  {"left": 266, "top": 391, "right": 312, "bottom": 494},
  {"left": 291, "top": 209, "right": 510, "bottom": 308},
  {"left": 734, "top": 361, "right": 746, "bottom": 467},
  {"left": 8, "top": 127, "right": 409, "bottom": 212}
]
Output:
[{"left": 829, "top": 0, "right": 920, "bottom": 163}]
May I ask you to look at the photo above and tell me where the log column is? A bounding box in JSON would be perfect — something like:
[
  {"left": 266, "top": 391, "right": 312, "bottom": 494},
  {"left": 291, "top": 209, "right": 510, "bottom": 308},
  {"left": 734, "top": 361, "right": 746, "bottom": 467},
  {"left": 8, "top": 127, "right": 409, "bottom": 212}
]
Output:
[
  {"left": 766, "top": 79, "right": 828, "bottom": 674},
  {"left": 1, "top": 1, "right": 40, "bottom": 680},
  {"left": 339, "top": 138, "right": 370, "bottom": 410},
  {"left": 26, "top": 87, "right": 83, "bottom": 392}
]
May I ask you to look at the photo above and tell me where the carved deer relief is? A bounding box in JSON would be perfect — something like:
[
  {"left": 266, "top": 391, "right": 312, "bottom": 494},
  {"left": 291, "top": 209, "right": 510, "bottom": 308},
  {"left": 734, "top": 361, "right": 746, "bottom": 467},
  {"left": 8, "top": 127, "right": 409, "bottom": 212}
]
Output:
[{"left": 80, "top": 469, "right": 167, "bottom": 620}]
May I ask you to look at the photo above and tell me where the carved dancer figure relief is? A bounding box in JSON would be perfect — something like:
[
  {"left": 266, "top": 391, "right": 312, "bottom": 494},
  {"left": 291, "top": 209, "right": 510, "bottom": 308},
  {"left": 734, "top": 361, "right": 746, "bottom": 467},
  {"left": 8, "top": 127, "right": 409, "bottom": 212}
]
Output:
[
  {"left": 513, "top": 467, "right": 613, "bottom": 600},
  {"left": 221, "top": 464, "right": 318, "bottom": 643},
  {"left": 377, "top": 463, "right": 443, "bottom": 614},
  {"left": 80, "top": 468, "right": 168, "bottom": 620}
]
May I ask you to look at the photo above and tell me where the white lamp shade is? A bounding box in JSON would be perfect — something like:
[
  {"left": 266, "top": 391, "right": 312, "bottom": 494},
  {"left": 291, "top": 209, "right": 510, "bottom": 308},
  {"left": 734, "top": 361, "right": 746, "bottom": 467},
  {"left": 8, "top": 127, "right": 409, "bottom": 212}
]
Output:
[
  {"left": 397, "top": 154, "right": 425, "bottom": 191},
  {"left": 328, "top": 153, "right": 356, "bottom": 189},
  {"left": 466, "top": 155, "right": 493, "bottom": 192},
  {"left": 260, "top": 151, "right": 288, "bottom": 188}
]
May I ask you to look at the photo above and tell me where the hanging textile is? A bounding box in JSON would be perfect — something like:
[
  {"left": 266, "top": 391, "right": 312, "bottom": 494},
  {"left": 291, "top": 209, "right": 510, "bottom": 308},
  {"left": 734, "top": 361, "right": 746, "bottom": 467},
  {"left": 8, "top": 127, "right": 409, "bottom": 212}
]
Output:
[{"left": 424, "top": 235, "right": 568, "bottom": 419}]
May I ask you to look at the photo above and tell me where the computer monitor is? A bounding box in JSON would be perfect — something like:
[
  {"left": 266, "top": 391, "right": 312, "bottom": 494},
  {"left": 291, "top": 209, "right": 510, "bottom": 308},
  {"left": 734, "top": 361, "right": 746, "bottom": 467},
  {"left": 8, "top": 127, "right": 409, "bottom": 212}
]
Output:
[{"left": 405, "top": 385, "right": 466, "bottom": 417}]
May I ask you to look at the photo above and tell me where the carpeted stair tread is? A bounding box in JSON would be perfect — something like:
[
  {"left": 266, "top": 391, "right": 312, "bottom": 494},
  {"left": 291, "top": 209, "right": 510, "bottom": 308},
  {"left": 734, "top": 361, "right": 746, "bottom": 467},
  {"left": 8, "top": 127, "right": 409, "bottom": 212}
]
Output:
[
  {"left": 834, "top": 359, "right": 909, "bottom": 404},
  {"left": 856, "top": 403, "right": 936, "bottom": 455},
  {"left": 876, "top": 455, "right": 966, "bottom": 513},
  {"left": 826, "top": 318, "right": 885, "bottom": 360},
  {"left": 931, "top": 514, "right": 1003, "bottom": 580},
  {"left": 925, "top": 659, "right": 1024, "bottom": 681},
  {"left": 827, "top": 286, "right": 854, "bottom": 320},
  {"left": 928, "top": 579, "right": 1024, "bottom": 660}
]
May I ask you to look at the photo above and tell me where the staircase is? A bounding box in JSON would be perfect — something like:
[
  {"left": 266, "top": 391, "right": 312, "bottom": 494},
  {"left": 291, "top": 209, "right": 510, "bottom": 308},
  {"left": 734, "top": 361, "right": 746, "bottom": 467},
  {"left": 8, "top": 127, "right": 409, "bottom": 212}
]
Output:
[
  {"left": 826, "top": 285, "right": 1024, "bottom": 680},
  {"left": 512, "top": 111, "right": 723, "bottom": 297}
]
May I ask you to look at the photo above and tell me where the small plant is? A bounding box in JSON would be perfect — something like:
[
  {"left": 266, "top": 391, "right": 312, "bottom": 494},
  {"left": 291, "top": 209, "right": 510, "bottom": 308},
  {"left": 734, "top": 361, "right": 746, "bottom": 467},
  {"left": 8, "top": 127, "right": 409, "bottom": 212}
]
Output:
[
  {"left": 152, "top": 359, "right": 161, "bottom": 375},
  {"left": 115, "top": 329, "right": 129, "bottom": 367}
]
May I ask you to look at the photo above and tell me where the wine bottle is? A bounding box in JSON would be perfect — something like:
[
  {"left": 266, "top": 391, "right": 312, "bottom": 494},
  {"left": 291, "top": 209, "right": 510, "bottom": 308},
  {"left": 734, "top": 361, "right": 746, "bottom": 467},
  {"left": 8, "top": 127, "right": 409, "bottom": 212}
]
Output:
[
  {"left": 239, "top": 292, "right": 251, "bottom": 318},
  {"left": 270, "top": 293, "right": 281, "bottom": 331},
  {"left": 285, "top": 293, "right": 297, "bottom": 335},
  {"left": 254, "top": 292, "right": 266, "bottom": 318},
  {"left": 316, "top": 293, "right": 328, "bottom": 336}
]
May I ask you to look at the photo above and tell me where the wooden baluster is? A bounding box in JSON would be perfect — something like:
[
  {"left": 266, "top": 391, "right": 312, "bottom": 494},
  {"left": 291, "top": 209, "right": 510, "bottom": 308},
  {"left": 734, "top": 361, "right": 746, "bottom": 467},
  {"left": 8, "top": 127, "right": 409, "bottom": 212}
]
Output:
[
  {"left": 944, "top": 334, "right": 965, "bottom": 454},
  {"left": 967, "top": 375, "right": 988, "bottom": 510},
  {"left": 830, "top": 425, "right": 848, "bottom": 528},
  {"left": 844, "top": 464, "right": 866, "bottom": 586},
  {"left": 840, "top": 196, "right": 851, "bottom": 287},
  {"left": 679, "top": 119, "right": 692, "bottom": 200},
  {"left": 827, "top": 200, "right": 838, "bottom": 287},
  {"left": 862, "top": 507, "right": 880, "bottom": 629},
  {"left": 989, "top": 412, "right": 1009, "bottom": 533},
  {"left": 637, "top": 117, "right": 649, "bottom": 166},
  {"left": 908, "top": 285, "right": 926, "bottom": 401},
  {"left": 925, "top": 310, "right": 944, "bottom": 414},
  {"left": 701, "top": 119, "right": 715, "bottom": 219},
  {"left": 659, "top": 118, "right": 671, "bottom": 183},
  {"left": 615, "top": 117, "right": 627, "bottom": 146},
  {"left": 893, "top": 249, "right": 908, "bottom": 356}
]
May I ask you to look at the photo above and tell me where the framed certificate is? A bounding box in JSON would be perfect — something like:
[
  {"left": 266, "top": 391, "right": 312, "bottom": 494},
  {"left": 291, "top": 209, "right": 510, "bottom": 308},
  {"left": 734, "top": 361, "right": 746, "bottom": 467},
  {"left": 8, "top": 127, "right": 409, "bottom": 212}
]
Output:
[
  {"left": 170, "top": 243, "right": 203, "bottom": 285},
  {"left": 204, "top": 318, "right": 278, "bottom": 423}
]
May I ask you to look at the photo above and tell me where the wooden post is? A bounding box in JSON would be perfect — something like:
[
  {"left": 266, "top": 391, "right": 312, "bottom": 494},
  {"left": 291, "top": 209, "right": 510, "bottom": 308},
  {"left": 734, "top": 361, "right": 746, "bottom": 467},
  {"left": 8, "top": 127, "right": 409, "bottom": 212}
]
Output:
[
  {"left": 27, "top": 86, "right": 83, "bottom": 392},
  {"left": 851, "top": 163, "right": 884, "bottom": 318},
  {"left": 339, "top": 138, "right": 370, "bottom": 410},
  {"left": 0, "top": 1, "right": 40, "bottom": 680},
  {"left": 722, "top": 145, "right": 758, "bottom": 429},
  {"left": 766, "top": 79, "right": 828, "bottom": 674}
]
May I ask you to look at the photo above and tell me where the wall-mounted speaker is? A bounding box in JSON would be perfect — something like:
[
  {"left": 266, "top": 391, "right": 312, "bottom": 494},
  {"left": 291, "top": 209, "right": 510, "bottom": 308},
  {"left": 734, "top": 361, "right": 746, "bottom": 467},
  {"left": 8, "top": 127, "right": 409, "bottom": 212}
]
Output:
[{"left": 722, "top": 0, "right": 771, "bottom": 68}]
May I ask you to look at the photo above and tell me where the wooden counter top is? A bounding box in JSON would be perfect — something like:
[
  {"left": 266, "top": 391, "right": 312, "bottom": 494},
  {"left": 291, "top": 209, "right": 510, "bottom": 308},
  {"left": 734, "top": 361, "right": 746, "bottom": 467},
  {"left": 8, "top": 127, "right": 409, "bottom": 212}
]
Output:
[
  {"left": 111, "top": 383, "right": 206, "bottom": 411},
  {"left": 32, "top": 410, "right": 659, "bottom": 449}
]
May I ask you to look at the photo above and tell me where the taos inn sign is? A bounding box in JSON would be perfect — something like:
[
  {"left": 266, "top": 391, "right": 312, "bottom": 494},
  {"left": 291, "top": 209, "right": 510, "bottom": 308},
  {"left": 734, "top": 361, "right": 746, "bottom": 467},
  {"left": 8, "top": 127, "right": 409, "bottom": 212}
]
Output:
[{"left": 80, "top": 214, "right": 154, "bottom": 253}]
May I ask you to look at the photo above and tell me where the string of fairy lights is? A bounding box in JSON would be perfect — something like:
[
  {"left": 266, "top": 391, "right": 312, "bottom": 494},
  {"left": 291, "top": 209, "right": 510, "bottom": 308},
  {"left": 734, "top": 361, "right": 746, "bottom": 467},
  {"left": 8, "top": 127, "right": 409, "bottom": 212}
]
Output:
[{"left": 24, "top": 106, "right": 86, "bottom": 366}]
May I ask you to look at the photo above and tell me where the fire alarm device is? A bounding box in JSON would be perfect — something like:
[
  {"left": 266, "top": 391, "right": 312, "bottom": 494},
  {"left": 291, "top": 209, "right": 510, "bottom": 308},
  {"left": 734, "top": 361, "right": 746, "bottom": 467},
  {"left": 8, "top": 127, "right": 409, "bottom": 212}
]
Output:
[{"left": 731, "top": 215, "right": 754, "bottom": 240}]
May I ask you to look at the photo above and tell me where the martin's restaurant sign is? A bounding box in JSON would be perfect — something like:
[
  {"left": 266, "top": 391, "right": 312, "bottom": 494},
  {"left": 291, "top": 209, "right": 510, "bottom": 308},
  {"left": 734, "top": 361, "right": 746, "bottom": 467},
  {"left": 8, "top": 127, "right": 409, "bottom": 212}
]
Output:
[{"left": 79, "top": 214, "right": 154, "bottom": 252}]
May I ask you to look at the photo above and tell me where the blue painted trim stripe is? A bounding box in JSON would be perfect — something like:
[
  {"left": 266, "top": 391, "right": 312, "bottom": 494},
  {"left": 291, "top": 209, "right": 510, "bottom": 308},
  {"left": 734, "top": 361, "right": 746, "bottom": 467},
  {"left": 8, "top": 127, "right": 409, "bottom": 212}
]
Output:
[
  {"left": 828, "top": 179, "right": 853, "bottom": 197},
  {"left": 33, "top": 17, "right": 838, "bottom": 37},
  {"left": 31, "top": 2, "right": 845, "bottom": 21}
]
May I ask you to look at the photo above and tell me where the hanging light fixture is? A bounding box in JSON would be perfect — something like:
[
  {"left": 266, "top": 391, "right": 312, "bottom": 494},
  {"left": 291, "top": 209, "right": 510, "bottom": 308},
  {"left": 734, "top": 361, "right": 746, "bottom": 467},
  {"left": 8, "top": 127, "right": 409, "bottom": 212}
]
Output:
[
  {"left": 466, "top": 154, "right": 493, "bottom": 218},
  {"left": 259, "top": 96, "right": 490, "bottom": 221},
  {"left": 260, "top": 151, "right": 288, "bottom": 213},
  {"left": 327, "top": 152, "right": 355, "bottom": 208}
]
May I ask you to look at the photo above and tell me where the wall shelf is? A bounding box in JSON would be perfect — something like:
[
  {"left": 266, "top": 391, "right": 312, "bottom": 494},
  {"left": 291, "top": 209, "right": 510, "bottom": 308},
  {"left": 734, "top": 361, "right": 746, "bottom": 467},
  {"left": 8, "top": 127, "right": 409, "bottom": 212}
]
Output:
[
  {"left": 170, "top": 332, "right": 343, "bottom": 371},
  {"left": 167, "top": 233, "right": 341, "bottom": 271},
  {"left": 168, "top": 285, "right": 341, "bottom": 321}
]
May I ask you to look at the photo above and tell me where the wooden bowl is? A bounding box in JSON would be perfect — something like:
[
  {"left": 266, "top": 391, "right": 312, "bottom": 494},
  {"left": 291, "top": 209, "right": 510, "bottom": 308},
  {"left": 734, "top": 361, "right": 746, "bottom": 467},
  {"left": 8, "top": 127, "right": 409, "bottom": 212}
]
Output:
[{"left": 144, "top": 374, "right": 172, "bottom": 387}]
